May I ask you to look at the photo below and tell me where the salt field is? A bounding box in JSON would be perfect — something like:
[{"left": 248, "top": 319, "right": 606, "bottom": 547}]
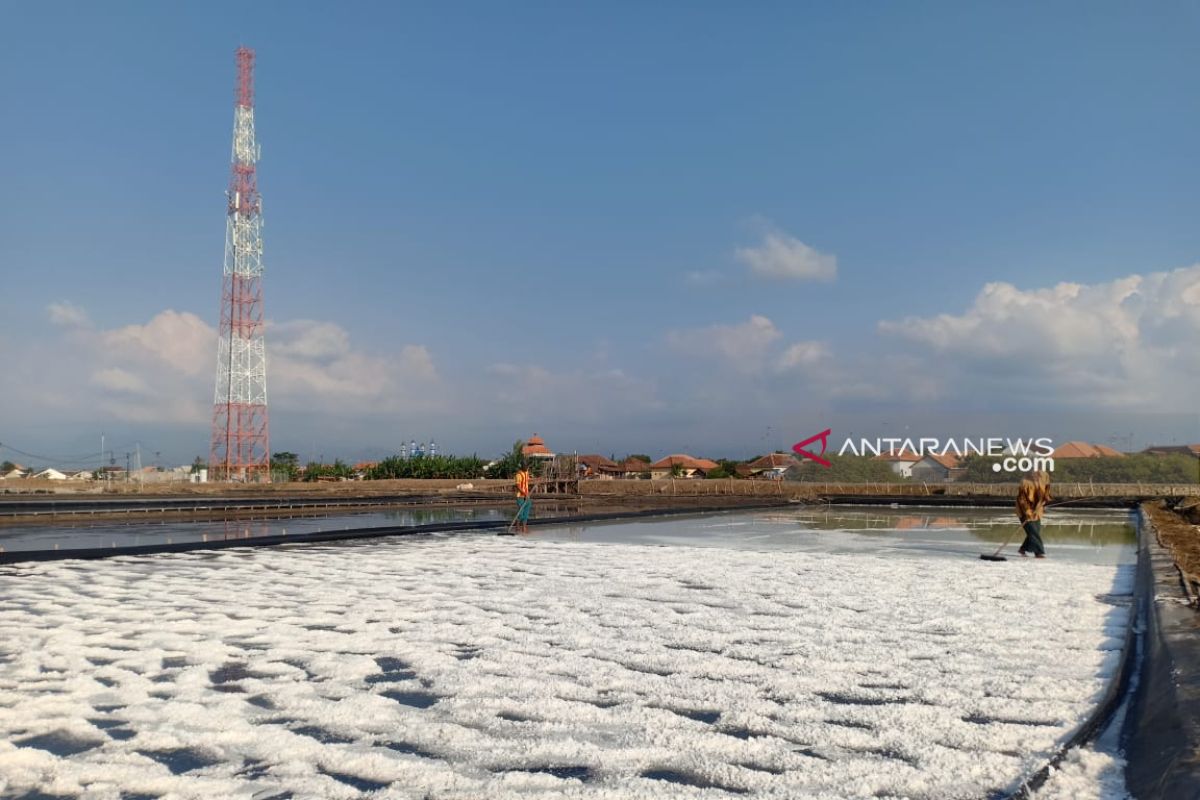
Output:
[{"left": 0, "top": 509, "right": 1136, "bottom": 799}]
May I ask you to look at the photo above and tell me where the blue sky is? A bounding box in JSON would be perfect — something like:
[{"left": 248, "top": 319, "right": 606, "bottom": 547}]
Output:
[{"left": 2, "top": 2, "right": 1199, "bottom": 467}]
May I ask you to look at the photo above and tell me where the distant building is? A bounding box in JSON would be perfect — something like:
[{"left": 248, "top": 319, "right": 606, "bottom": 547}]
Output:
[
  {"left": 618, "top": 459, "right": 652, "bottom": 479},
  {"left": 521, "top": 434, "right": 556, "bottom": 463},
  {"left": 1, "top": 468, "right": 27, "bottom": 480},
  {"left": 32, "top": 468, "right": 68, "bottom": 481},
  {"left": 1052, "top": 441, "right": 1124, "bottom": 459},
  {"left": 576, "top": 455, "right": 620, "bottom": 479},
  {"left": 744, "top": 453, "right": 800, "bottom": 480},
  {"left": 1142, "top": 444, "right": 1200, "bottom": 459},
  {"left": 909, "top": 453, "right": 962, "bottom": 482},
  {"left": 873, "top": 450, "right": 922, "bottom": 478},
  {"left": 650, "top": 454, "right": 719, "bottom": 479}
]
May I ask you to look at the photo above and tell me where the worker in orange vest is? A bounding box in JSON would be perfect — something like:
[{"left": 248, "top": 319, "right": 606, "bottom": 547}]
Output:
[{"left": 514, "top": 464, "right": 532, "bottom": 533}]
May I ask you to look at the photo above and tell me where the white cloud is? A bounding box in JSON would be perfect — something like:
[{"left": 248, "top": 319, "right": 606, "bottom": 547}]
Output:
[
  {"left": 272, "top": 328, "right": 439, "bottom": 406},
  {"left": 47, "top": 301, "right": 89, "bottom": 327},
  {"left": 667, "top": 315, "right": 834, "bottom": 382},
  {"left": 877, "top": 265, "right": 1200, "bottom": 410},
  {"left": 735, "top": 230, "right": 837, "bottom": 282},
  {"left": 666, "top": 314, "right": 783, "bottom": 372},
  {"left": 775, "top": 341, "right": 830, "bottom": 372},
  {"left": 14, "top": 305, "right": 444, "bottom": 428},
  {"left": 13, "top": 263, "right": 1199, "bottom": 459},
  {"left": 100, "top": 310, "right": 215, "bottom": 378},
  {"left": 91, "top": 367, "right": 150, "bottom": 395},
  {"left": 271, "top": 320, "right": 351, "bottom": 361}
]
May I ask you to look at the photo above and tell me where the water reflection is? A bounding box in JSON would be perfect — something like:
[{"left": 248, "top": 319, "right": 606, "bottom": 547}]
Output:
[
  {"left": 0, "top": 507, "right": 510, "bottom": 553},
  {"left": 0, "top": 505, "right": 1135, "bottom": 562},
  {"left": 527, "top": 507, "right": 1137, "bottom": 566},
  {"left": 792, "top": 508, "right": 1137, "bottom": 546}
]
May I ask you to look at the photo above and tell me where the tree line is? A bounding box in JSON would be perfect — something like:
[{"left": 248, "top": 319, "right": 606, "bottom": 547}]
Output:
[{"left": 260, "top": 448, "right": 1198, "bottom": 484}]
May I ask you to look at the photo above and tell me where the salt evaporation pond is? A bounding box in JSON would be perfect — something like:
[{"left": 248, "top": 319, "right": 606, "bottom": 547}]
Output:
[
  {"left": 0, "top": 508, "right": 1136, "bottom": 798},
  {"left": 0, "top": 506, "right": 509, "bottom": 553}
]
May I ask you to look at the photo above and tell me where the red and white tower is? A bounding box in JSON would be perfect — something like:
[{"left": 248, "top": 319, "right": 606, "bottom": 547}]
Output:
[{"left": 210, "top": 47, "right": 270, "bottom": 481}]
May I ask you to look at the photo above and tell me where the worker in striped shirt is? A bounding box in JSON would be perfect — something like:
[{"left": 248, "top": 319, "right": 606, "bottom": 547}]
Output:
[{"left": 514, "top": 465, "right": 532, "bottom": 534}]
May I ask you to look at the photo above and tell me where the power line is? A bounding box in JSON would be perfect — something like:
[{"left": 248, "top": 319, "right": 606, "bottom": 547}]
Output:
[
  {"left": 0, "top": 441, "right": 171, "bottom": 469},
  {"left": 0, "top": 442, "right": 104, "bottom": 464}
]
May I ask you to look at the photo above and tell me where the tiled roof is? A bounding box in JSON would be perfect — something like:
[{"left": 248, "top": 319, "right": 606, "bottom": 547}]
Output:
[
  {"left": 920, "top": 453, "right": 961, "bottom": 469},
  {"left": 577, "top": 454, "right": 619, "bottom": 469},
  {"left": 650, "top": 454, "right": 719, "bottom": 471},
  {"left": 746, "top": 453, "right": 800, "bottom": 471},
  {"left": 1141, "top": 444, "right": 1200, "bottom": 458},
  {"left": 522, "top": 433, "right": 553, "bottom": 456},
  {"left": 1053, "top": 441, "right": 1124, "bottom": 459}
]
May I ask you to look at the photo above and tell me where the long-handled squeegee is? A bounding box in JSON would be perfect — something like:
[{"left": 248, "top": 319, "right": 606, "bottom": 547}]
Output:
[{"left": 980, "top": 524, "right": 1022, "bottom": 562}]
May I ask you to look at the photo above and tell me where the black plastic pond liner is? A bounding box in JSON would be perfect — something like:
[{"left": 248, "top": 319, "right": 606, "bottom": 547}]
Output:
[
  {"left": 1119, "top": 506, "right": 1200, "bottom": 799},
  {"left": 1002, "top": 508, "right": 1147, "bottom": 799},
  {"left": 0, "top": 502, "right": 790, "bottom": 564}
]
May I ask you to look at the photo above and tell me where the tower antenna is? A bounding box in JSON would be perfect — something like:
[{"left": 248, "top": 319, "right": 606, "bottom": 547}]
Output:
[{"left": 210, "top": 46, "right": 270, "bottom": 482}]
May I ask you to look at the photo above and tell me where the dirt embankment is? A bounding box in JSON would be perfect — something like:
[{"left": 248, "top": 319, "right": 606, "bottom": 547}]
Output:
[
  {"left": 6, "top": 477, "right": 1195, "bottom": 499},
  {"left": 1, "top": 478, "right": 515, "bottom": 496},
  {"left": 1145, "top": 499, "right": 1200, "bottom": 604}
]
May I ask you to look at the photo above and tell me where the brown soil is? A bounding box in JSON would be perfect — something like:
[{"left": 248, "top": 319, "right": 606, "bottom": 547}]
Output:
[{"left": 1146, "top": 500, "right": 1200, "bottom": 604}]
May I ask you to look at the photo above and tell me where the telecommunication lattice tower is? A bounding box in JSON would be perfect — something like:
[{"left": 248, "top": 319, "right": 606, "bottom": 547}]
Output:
[{"left": 210, "top": 47, "right": 270, "bottom": 481}]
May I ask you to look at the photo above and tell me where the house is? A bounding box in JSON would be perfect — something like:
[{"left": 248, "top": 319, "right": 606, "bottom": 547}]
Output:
[
  {"left": 32, "top": 468, "right": 68, "bottom": 481},
  {"left": 576, "top": 455, "right": 620, "bottom": 479},
  {"left": 69, "top": 470, "right": 95, "bottom": 480},
  {"left": 649, "top": 454, "right": 719, "bottom": 479},
  {"left": 1142, "top": 444, "right": 1200, "bottom": 459},
  {"left": 744, "top": 453, "right": 800, "bottom": 480},
  {"left": 873, "top": 449, "right": 922, "bottom": 478},
  {"left": 618, "top": 458, "right": 652, "bottom": 479},
  {"left": 909, "top": 453, "right": 962, "bottom": 482},
  {"left": 1, "top": 468, "right": 26, "bottom": 480},
  {"left": 1052, "top": 441, "right": 1124, "bottom": 459},
  {"left": 521, "top": 434, "right": 556, "bottom": 463}
]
